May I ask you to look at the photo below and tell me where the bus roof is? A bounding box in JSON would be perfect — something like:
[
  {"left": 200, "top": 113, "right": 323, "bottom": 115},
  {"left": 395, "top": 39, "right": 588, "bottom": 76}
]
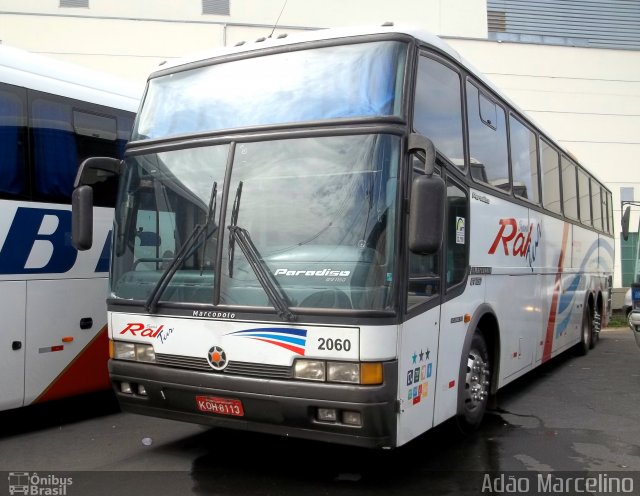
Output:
[{"left": 0, "top": 43, "right": 142, "bottom": 112}]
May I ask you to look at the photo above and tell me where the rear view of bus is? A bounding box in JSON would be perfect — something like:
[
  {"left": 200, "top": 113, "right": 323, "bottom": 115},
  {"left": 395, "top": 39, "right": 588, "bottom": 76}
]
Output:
[{"left": 74, "top": 25, "right": 613, "bottom": 448}]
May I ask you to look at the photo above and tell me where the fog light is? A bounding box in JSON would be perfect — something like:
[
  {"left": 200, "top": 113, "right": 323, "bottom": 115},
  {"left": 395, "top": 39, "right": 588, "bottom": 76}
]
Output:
[
  {"left": 137, "top": 384, "right": 148, "bottom": 396},
  {"left": 317, "top": 408, "right": 337, "bottom": 422},
  {"left": 120, "top": 382, "right": 132, "bottom": 394},
  {"left": 342, "top": 411, "right": 362, "bottom": 426}
]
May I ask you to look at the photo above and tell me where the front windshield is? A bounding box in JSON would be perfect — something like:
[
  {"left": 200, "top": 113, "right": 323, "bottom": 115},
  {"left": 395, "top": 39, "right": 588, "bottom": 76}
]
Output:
[{"left": 111, "top": 134, "right": 400, "bottom": 312}]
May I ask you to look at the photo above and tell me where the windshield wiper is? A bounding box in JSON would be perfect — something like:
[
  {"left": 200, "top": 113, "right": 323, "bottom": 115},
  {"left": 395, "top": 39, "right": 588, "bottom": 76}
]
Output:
[
  {"left": 145, "top": 181, "right": 218, "bottom": 313},
  {"left": 228, "top": 181, "right": 242, "bottom": 278},
  {"left": 227, "top": 225, "right": 296, "bottom": 322}
]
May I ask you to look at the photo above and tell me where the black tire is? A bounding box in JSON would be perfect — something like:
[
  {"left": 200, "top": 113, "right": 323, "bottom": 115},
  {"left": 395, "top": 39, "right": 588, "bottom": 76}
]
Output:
[
  {"left": 456, "top": 332, "right": 491, "bottom": 434},
  {"left": 627, "top": 308, "right": 633, "bottom": 330},
  {"left": 574, "top": 305, "right": 592, "bottom": 356}
]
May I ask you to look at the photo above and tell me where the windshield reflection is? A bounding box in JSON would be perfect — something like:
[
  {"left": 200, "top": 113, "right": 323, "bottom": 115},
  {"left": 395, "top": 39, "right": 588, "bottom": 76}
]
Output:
[{"left": 111, "top": 135, "right": 400, "bottom": 312}]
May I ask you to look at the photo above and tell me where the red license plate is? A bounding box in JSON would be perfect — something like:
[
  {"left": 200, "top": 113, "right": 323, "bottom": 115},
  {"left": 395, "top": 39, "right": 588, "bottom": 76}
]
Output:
[{"left": 196, "top": 395, "right": 244, "bottom": 417}]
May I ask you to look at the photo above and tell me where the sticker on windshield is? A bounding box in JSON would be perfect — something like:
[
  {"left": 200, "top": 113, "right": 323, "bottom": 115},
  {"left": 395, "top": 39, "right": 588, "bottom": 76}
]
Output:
[{"left": 456, "top": 217, "right": 465, "bottom": 245}]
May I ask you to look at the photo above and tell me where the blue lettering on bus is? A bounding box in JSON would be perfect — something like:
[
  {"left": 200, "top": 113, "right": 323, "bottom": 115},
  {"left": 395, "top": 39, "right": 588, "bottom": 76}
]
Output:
[
  {"left": 0, "top": 207, "right": 77, "bottom": 274},
  {"left": 0, "top": 206, "right": 111, "bottom": 275}
]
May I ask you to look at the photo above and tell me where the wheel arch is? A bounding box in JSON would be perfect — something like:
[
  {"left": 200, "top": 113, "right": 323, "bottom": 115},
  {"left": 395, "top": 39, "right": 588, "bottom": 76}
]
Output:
[{"left": 456, "top": 304, "right": 501, "bottom": 416}]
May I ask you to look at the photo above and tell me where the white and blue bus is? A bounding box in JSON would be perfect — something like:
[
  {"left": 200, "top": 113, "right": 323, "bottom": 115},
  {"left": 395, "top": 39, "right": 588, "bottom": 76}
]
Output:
[
  {"left": 0, "top": 44, "right": 140, "bottom": 411},
  {"left": 74, "top": 25, "right": 613, "bottom": 448}
]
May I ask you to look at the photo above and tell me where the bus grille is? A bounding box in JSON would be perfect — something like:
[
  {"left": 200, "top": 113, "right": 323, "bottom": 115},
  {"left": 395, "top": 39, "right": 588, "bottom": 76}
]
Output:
[{"left": 155, "top": 353, "right": 293, "bottom": 379}]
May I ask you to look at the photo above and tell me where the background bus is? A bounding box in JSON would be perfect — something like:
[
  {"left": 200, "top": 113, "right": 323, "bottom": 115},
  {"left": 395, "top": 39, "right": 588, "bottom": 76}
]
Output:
[
  {"left": 0, "top": 44, "right": 140, "bottom": 411},
  {"left": 74, "top": 25, "right": 613, "bottom": 448}
]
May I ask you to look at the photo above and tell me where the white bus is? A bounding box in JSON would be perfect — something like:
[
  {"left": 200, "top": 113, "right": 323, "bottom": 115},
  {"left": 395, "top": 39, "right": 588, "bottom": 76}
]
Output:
[
  {"left": 0, "top": 44, "right": 140, "bottom": 411},
  {"left": 73, "top": 26, "right": 614, "bottom": 448}
]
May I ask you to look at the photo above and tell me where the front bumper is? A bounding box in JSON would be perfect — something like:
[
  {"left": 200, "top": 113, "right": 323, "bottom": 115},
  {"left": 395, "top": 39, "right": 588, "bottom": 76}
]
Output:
[
  {"left": 109, "top": 359, "right": 398, "bottom": 448},
  {"left": 629, "top": 312, "right": 640, "bottom": 348}
]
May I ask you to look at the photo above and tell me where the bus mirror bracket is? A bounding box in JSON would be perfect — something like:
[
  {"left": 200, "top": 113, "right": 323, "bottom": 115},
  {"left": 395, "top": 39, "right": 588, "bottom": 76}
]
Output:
[
  {"left": 72, "top": 185, "right": 94, "bottom": 251},
  {"left": 408, "top": 133, "right": 436, "bottom": 177},
  {"left": 408, "top": 134, "right": 445, "bottom": 254},
  {"left": 74, "top": 157, "right": 122, "bottom": 188}
]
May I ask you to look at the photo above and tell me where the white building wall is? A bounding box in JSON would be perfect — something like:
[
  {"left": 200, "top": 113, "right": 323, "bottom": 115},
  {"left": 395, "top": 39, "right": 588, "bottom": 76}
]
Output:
[{"left": 1, "top": 0, "right": 638, "bottom": 289}]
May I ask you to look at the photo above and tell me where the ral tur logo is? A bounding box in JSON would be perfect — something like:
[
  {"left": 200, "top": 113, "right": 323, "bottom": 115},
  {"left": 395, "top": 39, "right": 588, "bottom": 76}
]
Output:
[
  {"left": 488, "top": 218, "right": 542, "bottom": 270},
  {"left": 119, "top": 323, "right": 174, "bottom": 344}
]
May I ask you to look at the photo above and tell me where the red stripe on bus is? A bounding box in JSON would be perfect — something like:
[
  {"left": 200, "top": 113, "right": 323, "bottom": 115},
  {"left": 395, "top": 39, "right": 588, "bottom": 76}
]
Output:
[
  {"left": 542, "top": 223, "right": 570, "bottom": 363},
  {"left": 254, "top": 338, "right": 306, "bottom": 356},
  {"left": 34, "top": 325, "right": 111, "bottom": 404}
]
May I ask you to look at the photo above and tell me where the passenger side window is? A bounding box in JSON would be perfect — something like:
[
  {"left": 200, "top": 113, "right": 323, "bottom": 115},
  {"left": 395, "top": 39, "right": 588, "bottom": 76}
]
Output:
[
  {"left": 591, "top": 180, "right": 603, "bottom": 231},
  {"left": 577, "top": 168, "right": 591, "bottom": 225},
  {"left": 509, "top": 115, "right": 540, "bottom": 203},
  {"left": 0, "top": 84, "right": 27, "bottom": 199},
  {"left": 446, "top": 179, "right": 468, "bottom": 288},
  {"left": 30, "top": 92, "right": 133, "bottom": 205},
  {"left": 466, "top": 81, "right": 509, "bottom": 191},
  {"left": 561, "top": 156, "right": 578, "bottom": 220},
  {"left": 540, "top": 139, "right": 561, "bottom": 214},
  {"left": 413, "top": 56, "right": 464, "bottom": 169}
]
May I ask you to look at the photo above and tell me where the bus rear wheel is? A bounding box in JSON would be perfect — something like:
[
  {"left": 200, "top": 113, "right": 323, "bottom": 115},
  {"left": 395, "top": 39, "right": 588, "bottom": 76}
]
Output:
[
  {"left": 574, "top": 305, "right": 592, "bottom": 356},
  {"left": 457, "top": 332, "right": 491, "bottom": 434}
]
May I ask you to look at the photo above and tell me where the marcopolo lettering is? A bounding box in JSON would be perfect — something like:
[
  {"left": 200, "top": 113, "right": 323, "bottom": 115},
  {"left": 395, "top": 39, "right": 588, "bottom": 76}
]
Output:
[{"left": 0, "top": 207, "right": 111, "bottom": 275}]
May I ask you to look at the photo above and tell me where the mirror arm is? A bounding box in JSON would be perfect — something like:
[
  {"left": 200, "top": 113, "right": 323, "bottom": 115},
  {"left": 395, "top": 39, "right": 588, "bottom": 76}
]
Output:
[{"left": 408, "top": 133, "right": 436, "bottom": 177}]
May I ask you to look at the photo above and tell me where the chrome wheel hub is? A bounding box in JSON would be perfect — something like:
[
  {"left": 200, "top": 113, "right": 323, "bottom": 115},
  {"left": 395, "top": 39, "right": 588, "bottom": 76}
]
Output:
[{"left": 464, "top": 350, "right": 490, "bottom": 411}]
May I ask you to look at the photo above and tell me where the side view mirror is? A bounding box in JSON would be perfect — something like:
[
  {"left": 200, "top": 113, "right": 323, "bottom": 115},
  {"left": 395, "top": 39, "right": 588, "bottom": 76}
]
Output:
[
  {"left": 71, "top": 157, "right": 122, "bottom": 251},
  {"left": 72, "top": 185, "right": 93, "bottom": 250},
  {"left": 622, "top": 205, "right": 630, "bottom": 241},
  {"left": 407, "top": 134, "right": 445, "bottom": 254}
]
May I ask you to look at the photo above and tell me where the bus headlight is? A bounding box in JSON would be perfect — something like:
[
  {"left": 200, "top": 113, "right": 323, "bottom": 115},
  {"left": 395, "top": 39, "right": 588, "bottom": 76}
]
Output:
[
  {"left": 111, "top": 340, "right": 156, "bottom": 363},
  {"left": 294, "top": 360, "right": 325, "bottom": 381},
  {"left": 327, "top": 362, "right": 360, "bottom": 383},
  {"left": 294, "top": 359, "right": 383, "bottom": 385}
]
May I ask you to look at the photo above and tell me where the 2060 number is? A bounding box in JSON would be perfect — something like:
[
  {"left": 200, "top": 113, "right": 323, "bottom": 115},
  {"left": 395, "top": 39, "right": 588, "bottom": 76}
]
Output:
[{"left": 318, "top": 338, "right": 352, "bottom": 352}]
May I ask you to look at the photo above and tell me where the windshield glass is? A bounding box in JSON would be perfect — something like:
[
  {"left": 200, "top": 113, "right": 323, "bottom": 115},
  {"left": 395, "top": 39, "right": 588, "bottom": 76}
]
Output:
[
  {"left": 111, "top": 134, "right": 400, "bottom": 312},
  {"left": 134, "top": 41, "right": 407, "bottom": 140}
]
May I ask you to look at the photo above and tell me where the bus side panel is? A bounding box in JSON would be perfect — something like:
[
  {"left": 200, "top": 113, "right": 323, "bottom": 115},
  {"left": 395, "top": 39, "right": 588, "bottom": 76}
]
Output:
[
  {"left": 433, "top": 281, "right": 485, "bottom": 427},
  {"left": 396, "top": 307, "right": 441, "bottom": 446},
  {"left": 23, "top": 277, "right": 110, "bottom": 404},
  {"left": 470, "top": 192, "right": 542, "bottom": 387},
  {"left": 0, "top": 280, "right": 26, "bottom": 410}
]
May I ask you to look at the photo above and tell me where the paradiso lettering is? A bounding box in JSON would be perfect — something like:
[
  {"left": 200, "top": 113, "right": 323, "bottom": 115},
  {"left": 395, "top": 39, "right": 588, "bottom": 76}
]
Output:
[{"left": 488, "top": 218, "right": 542, "bottom": 270}]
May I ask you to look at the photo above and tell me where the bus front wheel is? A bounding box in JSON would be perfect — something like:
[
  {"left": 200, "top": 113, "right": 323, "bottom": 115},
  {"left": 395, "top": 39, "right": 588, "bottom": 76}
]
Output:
[{"left": 456, "top": 332, "right": 491, "bottom": 434}]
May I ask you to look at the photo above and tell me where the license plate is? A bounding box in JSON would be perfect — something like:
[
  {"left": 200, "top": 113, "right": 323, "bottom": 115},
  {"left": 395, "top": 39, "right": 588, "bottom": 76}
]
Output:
[{"left": 195, "top": 395, "right": 244, "bottom": 417}]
